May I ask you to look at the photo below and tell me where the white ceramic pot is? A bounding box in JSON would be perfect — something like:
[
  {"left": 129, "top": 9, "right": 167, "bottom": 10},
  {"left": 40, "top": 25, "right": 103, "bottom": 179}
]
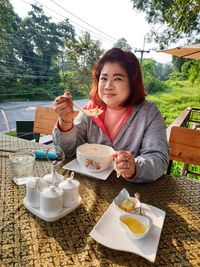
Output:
[
  {"left": 40, "top": 185, "right": 64, "bottom": 215},
  {"left": 26, "top": 177, "right": 49, "bottom": 208},
  {"left": 58, "top": 178, "right": 80, "bottom": 208}
]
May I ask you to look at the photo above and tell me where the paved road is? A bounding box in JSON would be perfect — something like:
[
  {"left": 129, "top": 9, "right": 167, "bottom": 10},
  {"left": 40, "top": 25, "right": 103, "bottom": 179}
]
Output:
[{"left": 0, "top": 100, "right": 87, "bottom": 132}]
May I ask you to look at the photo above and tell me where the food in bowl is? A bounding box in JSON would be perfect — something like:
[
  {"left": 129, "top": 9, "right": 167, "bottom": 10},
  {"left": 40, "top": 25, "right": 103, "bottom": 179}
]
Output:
[
  {"left": 119, "top": 213, "right": 151, "bottom": 239},
  {"left": 76, "top": 143, "right": 115, "bottom": 172}
]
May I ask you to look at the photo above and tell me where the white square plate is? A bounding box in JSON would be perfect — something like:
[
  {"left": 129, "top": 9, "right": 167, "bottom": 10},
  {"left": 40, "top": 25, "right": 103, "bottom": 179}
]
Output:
[
  {"left": 63, "top": 159, "right": 114, "bottom": 180},
  {"left": 90, "top": 200, "right": 166, "bottom": 263}
]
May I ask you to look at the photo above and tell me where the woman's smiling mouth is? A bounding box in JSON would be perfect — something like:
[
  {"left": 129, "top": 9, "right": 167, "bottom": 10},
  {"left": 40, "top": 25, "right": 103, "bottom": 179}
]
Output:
[{"left": 104, "top": 93, "right": 116, "bottom": 97}]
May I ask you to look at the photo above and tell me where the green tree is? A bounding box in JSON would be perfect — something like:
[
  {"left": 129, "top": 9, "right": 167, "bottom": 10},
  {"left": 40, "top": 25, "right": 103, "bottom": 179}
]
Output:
[
  {"left": 142, "top": 59, "right": 167, "bottom": 93},
  {"left": 113, "top": 38, "right": 132, "bottom": 51},
  {"left": 0, "top": 0, "right": 20, "bottom": 95},
  {"left": 130, "top": 0, "right": 200, "bottom": 46},
  {"left": 154, "top": 62, "right": 173, "bottom": 81},
  {"left": 15, "top": 4, "right": 75, "bottom": 85},
  {"left": 0, "top": 0, "right": 15, "bottom": 54},
  {"left": 181, "top": 60, "right": 200, "bottom": 83},
  {"left": 172, "top": 57, "right": 186, "bottom": 72},
  {"left": 62, "top": 32, "right": 104, "bottom": 97}
]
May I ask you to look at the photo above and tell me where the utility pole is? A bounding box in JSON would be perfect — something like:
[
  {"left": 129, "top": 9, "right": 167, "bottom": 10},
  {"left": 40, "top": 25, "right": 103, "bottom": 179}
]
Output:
[{"left": 135, "top": 37, "right": 150, "bottom": 64}]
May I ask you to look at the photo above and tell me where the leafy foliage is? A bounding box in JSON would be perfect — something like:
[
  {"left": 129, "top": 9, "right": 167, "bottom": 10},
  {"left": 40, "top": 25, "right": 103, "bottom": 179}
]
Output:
[
  {"left": 62, "top": 32, "right": 104, "bottom": 97},
  {"left": 0, "top": 3, "right": 104, "bottom": 100},
  {"left": 168, "top": 59, "right": 200, "bottom": 83},
  {"left": 142, "top": 59, "right": 170, "bottom": 93},
  {"left": 15, "top": 4, "right": 75, "bottom": 85},
  {"left": 130, "top": 0, "right": 200, "bottom": 46},
  {"left": 113, "top": 38, "right": 132, "bottom": 51},
  {"left": 181, "top": 60, "right": 200, "bottom": 83},
  {"left": 147, "top": 80, "right": 200, "bottom": 180},
  {"left": 148, "top": 80, "right": 200, "bottom": 126}
]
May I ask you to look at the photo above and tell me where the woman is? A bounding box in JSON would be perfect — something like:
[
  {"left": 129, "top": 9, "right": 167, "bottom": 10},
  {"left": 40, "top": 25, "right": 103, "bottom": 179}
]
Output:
[{"left": 53, "top": 48, "right": 169, "bottom": 183}]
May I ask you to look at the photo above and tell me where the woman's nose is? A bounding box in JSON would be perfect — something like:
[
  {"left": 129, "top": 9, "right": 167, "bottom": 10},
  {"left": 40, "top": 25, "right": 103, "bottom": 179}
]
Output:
[{"left": 105, "top": 80, "right": 114, "bottom": 89}]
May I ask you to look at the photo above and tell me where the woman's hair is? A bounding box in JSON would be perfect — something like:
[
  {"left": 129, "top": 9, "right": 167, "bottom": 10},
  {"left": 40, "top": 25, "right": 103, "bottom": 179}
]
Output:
[{"left": 89, "top": 48, "right": 147, "bottom": 106}]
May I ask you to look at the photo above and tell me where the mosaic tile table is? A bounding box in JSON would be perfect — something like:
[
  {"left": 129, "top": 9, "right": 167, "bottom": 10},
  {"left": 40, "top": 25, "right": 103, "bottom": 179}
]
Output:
[{"left": 0, "top": 134, "right": 199, "bottom": 266}]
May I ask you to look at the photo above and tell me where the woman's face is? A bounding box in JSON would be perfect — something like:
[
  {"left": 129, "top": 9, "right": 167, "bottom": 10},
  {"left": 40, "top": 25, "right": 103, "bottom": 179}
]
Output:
[{"left": 98, "top": 62, "right": 130, "bottom": 109}]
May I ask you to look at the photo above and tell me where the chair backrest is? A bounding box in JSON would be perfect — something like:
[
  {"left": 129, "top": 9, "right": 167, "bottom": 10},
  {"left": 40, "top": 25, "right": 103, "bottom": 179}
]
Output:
[
  {"left": 16, "top": 121, "right": 35, "bottom": 140},
  {"left": 169, "top": 126, "right": 200, "bottom": 165},
  {"left": 166, "top": 107, "right": 192, "bottom": 141},
  {"left": 33, "top": 106, "right": 79, "bottom": 136},
  {"left": 33, "top": 107, "right": 58, "bottom": 135}
]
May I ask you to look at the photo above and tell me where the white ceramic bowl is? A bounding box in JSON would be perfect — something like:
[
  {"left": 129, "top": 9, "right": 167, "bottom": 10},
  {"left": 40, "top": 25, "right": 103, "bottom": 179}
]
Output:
[
  {"left": 114, "top": 196, "right": 141, "bottom": 214},
  {"left": 76, "top": 143, "right": 115, "bottom": 172},
  {"left": 119, "top": 213, "right": 151, "bottom": 240}
]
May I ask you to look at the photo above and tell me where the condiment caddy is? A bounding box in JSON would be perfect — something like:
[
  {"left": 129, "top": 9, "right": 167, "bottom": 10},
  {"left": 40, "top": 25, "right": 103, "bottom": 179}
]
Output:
[
  {"left": 23, "top": 146, "right": 81, "bottom": 222},
  {"left": 24, "top": 172, "right": 81, "bottom": 222}
]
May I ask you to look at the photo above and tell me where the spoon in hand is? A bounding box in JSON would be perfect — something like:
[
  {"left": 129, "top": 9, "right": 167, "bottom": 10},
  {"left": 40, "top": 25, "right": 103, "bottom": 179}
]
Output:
[{"left": 73, "top": 101, "right": 103, "bottom": 117}]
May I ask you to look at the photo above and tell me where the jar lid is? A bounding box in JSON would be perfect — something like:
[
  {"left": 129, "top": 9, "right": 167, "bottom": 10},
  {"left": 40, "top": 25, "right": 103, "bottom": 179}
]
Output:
[
  {"left": 43, "top": 173, "right": 64, "bottom": 184},
  {"left": 59, "top": 179, "right": 80, "bottom": 190},
  {"left": 41, "top": 185, "right": 63, "bottom": 198},
  {"left": 26, "top": 177, "right": 48, "bottom": 190}
]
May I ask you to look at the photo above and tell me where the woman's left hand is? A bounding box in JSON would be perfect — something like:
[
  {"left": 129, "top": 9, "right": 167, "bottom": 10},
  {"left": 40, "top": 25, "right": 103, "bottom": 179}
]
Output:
[{"left": 113, "top": 151, "right": 136, "bottom": 179}]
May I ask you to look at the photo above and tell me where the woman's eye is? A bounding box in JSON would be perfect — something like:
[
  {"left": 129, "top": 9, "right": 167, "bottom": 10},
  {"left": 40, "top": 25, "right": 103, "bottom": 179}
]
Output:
[
  {"left": 114, "top": 77, "right": 122, "bottom": 81},
  {"left": 100, "top": 77, "right": 106, "bottom": 81}
]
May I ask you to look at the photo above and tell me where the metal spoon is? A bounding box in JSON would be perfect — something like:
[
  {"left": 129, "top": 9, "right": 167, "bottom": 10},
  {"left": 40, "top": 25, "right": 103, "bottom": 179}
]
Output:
[
  {"left": 114, "top": 159, "right": 121, "bottom": 178},
  {"left": 134, "top": 192, "right": 143, "bottom": 215},
  {"left": 73, "top": 102, "right": 103, "bottom": 117}
]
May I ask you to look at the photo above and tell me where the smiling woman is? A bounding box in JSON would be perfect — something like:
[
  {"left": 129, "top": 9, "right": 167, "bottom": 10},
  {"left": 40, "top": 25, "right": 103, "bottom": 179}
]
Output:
[{"left": 52, "top": 48, "right": 169, "bottom": 183}]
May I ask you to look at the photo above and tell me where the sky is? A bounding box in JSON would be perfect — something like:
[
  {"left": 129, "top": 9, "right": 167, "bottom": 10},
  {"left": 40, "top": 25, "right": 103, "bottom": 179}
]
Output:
[{"left": 10, "top": 0, "right": 173, "bottom": 64}]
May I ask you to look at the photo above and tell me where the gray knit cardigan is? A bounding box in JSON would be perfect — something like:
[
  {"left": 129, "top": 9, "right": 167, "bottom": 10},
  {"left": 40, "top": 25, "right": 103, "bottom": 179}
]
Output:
[{"left": 53, "top": 100, "right": 169, "bottom": 183}]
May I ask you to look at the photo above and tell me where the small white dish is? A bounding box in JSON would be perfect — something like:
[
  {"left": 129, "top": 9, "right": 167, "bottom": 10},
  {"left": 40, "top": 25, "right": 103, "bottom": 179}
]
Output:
[
  {"left": 119, "top": 213, "right": 151, "bottom": 240},
  {"left": 23, "top": 196, "right": 82, "bottom": 222},
  {"left": 63, "top": 159, "right": 114, "bottom": 180},
  {"left": 113, "top": 188, "right": 141, "bottom": 213}
]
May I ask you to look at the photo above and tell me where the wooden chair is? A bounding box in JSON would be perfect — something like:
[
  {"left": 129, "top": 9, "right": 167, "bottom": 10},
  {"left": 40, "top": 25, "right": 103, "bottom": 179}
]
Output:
[
  {"left": 16, "top": 120, "right": 35, "bottom": 140},
  {"left": 167, "top": 126, "right": 200, "bottom": 176},
  {"left": 33, "top": 107, "right": 58, "bottom": 144},
  {"left": 33, "top": 107, "right": 78, "bottom": 144},
  {"left": 166, "top": 107, "right": 192, "bottom": 141}
]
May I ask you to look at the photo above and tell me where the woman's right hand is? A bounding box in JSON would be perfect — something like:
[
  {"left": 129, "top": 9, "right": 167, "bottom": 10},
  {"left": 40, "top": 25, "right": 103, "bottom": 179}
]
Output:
[{"left": 53, "top": 92, "right": 74, "bottom": 130}]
